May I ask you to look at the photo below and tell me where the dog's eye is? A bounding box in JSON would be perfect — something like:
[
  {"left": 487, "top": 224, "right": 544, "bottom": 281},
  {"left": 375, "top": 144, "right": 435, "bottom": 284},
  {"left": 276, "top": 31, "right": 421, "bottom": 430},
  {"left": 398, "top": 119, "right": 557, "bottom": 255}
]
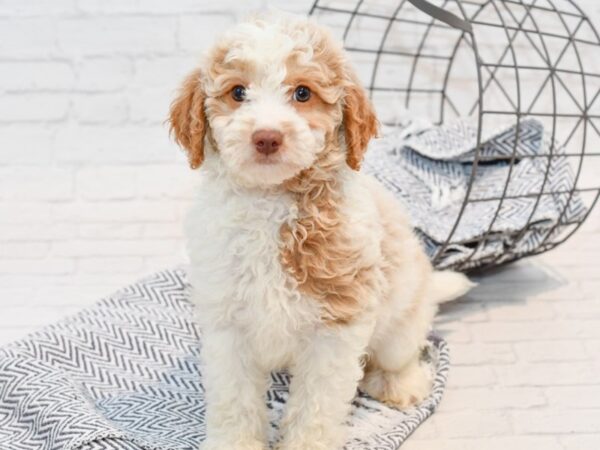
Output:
[
  {"left": 293, "top": 86, "right": 311, "bottom": 102},
  {"left": 231, "top": 85, "right": 247, "bottom": 102}
]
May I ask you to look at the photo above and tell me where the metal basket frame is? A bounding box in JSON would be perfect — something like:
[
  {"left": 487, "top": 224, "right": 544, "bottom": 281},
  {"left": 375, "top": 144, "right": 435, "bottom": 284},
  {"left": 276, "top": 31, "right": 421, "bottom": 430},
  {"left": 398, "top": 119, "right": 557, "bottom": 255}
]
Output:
[{"left": 310, "top": 0, "right": 600, "bottom": 271}]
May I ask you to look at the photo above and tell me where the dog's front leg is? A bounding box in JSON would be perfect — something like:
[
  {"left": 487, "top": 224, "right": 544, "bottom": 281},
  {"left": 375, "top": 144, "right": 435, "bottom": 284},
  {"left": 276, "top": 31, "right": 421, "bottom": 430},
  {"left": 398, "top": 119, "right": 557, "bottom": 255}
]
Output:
[
  {"left": 200, "top": 327, "right": 268, "bottom": 450},
  {"left": 277, "top": 323, "right": 372, "bottom": 450}
]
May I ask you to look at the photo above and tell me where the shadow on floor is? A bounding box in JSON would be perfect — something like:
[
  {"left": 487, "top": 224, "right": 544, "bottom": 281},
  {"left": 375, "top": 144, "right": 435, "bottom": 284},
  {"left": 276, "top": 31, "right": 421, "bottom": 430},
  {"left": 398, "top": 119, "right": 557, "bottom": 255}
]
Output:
[{"left": 434, "top": 259, "right": 569, "bottom": 336}]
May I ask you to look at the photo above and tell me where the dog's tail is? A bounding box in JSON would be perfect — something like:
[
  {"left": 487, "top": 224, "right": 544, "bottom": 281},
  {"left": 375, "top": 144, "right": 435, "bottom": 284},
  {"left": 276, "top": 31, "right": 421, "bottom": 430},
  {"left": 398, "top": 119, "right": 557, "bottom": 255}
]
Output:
[{"left": 429, "top": 270, "right": 476, "bottom": 304}]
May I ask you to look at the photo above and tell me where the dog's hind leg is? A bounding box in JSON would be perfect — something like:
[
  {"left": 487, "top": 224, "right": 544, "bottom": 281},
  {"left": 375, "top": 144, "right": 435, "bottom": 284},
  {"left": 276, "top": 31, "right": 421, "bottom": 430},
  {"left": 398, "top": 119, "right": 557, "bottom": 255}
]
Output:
[
  {"left": 360, "top": 270, "right": 473, "bottom": 408},
  {"left": 360, "top": 294, "right": 436, "bottom": 409}
]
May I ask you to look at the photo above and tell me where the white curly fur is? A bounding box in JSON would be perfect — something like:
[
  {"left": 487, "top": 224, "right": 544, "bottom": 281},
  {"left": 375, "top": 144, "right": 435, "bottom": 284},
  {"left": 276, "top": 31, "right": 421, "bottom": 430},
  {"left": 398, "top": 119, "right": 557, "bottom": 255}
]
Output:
[{"left": 172, "top": 15, "right": 472, "bottom": 450}]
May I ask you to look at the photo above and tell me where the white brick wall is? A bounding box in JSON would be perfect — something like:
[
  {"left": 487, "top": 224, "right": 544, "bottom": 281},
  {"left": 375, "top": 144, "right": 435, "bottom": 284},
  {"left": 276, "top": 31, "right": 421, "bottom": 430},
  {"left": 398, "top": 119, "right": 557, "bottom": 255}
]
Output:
[
  {"left": 1, "top": 1, "right": 600, "bottom": 449},
  {"left": 0, "top": 0, "right": 324, "bottom": 320},
  {"left": 0, "top": 0, "right": 300, "bottom": 331}
]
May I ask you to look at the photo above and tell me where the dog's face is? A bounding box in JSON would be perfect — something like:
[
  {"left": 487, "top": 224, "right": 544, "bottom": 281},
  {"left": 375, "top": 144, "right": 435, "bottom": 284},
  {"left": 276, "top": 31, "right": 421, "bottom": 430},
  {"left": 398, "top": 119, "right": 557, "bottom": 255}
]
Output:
[{"left": 169, "top": 16, "right": 378, "bottom": 188}]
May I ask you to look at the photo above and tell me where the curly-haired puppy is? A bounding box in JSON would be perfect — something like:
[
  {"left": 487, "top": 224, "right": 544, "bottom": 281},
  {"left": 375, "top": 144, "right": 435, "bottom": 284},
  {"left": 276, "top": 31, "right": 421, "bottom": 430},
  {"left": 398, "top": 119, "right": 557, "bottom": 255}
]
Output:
[{"left": 169, "top": 15, "right": 472, "bottom": 450}]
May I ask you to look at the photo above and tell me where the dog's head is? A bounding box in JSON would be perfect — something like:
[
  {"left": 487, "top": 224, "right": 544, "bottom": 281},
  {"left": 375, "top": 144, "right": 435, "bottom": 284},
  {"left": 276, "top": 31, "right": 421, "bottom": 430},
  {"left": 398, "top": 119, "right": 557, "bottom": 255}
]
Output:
[{"left": 169, "top": 16, "right": 378, "bottom": 188}]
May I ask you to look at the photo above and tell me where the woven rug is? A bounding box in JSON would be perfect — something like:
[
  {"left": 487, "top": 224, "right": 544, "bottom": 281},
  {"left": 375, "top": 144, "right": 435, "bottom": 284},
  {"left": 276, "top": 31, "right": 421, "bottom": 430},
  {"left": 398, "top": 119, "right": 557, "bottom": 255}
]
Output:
[
  {"left": 0, "top": 269, "right": 449, "bottom": 450},
  {"left": 363, "top": 117, "right": 587, "bottom": 270}
]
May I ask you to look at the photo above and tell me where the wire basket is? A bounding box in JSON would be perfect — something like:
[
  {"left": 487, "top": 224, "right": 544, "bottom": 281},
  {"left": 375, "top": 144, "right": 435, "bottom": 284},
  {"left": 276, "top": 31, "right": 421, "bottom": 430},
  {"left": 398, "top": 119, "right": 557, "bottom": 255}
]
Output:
[{"left": 310, "top": 0, "right": 600, "bottom": 272}]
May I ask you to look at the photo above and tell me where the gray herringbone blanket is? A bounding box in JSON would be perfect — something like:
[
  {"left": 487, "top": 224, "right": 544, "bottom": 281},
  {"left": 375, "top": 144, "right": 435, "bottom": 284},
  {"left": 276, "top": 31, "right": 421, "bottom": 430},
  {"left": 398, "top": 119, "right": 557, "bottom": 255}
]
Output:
[
  {"left": 363, "top": 118, "right": 587, "bottom": 270},
  {"left": 0, "top": 269, "right": 449, "bottom": 450}
]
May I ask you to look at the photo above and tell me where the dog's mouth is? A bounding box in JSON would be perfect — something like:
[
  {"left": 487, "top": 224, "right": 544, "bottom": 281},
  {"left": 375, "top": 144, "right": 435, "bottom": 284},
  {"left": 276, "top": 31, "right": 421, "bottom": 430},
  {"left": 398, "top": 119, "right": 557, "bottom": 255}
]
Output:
[{"left": 254, "top": 152, "right": 283, "bottom": 165}]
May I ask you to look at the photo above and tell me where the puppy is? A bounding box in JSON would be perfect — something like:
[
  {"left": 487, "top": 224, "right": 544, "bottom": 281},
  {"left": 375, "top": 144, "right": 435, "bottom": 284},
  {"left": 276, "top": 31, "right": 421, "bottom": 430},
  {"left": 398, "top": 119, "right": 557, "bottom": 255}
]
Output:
[{"left": 169, "top": 15, "right": 472, "bottom": 450}]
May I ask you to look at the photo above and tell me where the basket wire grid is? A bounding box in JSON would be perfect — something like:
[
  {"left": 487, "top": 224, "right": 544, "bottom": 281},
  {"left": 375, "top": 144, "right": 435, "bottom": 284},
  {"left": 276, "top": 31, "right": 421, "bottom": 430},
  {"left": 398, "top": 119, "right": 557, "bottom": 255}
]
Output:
[{"left": 310, "top": 0, "right": 600, "bottom": 271}]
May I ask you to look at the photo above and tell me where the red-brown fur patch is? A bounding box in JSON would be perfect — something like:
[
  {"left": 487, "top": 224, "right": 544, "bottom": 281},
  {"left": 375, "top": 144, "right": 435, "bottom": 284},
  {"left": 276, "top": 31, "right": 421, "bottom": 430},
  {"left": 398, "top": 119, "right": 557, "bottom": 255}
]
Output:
[
  {"left": 169, "top": 69, "right": 207, "bottom": 169},
  {"left": 342, "top": 78, "right": 379, "bottom": 170},
  {"left": 279, "top": 32, "right": 380, "bottom": 324}
]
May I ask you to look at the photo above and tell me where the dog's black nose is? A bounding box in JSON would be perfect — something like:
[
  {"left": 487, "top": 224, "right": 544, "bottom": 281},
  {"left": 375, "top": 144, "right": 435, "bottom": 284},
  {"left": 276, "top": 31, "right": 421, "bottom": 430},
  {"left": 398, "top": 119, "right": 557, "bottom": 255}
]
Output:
[{"left": 252, "top": 129, "right": 283, "bottom": 155}]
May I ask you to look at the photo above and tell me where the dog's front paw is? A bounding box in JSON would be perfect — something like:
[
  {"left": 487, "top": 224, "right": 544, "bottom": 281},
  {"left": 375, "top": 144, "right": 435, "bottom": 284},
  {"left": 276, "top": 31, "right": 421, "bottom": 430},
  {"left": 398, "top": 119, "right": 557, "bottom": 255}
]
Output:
[{"left": 200, "top": 437, "right": 265, "bottom": 450}]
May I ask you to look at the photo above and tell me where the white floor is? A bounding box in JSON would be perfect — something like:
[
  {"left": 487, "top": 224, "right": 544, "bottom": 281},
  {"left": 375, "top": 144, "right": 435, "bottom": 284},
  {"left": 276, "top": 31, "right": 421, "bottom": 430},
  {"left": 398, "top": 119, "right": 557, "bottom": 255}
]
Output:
[{"left": 405, "top": 206, "right": 600, "bottom": 450}]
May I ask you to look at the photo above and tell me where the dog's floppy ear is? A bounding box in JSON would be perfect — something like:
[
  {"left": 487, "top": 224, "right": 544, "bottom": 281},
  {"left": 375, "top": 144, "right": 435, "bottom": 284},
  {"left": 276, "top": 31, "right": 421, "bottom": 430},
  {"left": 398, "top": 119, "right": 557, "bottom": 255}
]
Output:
[
  {"left": 342, "top": 76, "right": 379, "bottom": 170},
  {"left": 169, "top": 68, "right": 207, "bottom": 169}
]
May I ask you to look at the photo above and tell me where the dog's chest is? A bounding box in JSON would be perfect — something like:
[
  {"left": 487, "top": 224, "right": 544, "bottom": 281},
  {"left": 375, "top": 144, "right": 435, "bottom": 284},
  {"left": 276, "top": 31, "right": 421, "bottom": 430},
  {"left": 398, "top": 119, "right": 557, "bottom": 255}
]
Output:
[{"left": 186, "top": 182, "right": 321, "bottom": 365}]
